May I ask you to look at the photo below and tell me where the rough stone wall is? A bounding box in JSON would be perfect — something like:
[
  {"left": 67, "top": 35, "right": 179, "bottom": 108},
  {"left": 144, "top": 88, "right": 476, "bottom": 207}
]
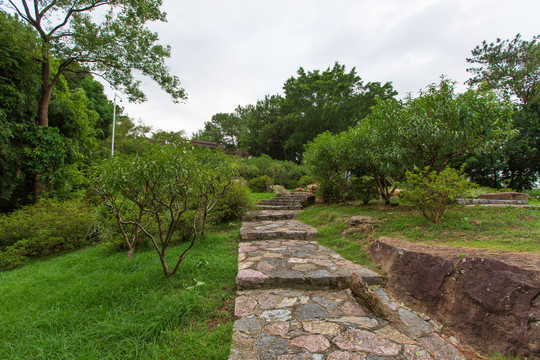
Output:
[{"left": 370, "top": 237, "right": 540, "bottom": 359}]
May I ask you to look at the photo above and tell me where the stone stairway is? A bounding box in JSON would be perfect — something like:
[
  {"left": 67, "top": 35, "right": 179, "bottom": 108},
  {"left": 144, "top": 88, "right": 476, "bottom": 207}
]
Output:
[{"left": 230, "top": 193, "right": 468, "bottom": 360}]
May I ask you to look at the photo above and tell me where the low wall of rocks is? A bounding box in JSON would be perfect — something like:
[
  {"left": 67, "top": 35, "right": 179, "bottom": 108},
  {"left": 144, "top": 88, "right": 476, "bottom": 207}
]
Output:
[{"left": 369, "top": 237, "right": 540, "bottom": 359}]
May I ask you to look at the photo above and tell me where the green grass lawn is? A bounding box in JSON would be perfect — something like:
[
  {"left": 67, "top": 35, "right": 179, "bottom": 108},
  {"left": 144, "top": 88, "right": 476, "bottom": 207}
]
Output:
[
  {"left": 0, "top": 223, "right": 240, "bottom": 360},
  {"left": 298, "top": 202, "right": 540, "bottom": 269},
  {"left": 250, "top": 191, "right": 277, "bottom": 203}
]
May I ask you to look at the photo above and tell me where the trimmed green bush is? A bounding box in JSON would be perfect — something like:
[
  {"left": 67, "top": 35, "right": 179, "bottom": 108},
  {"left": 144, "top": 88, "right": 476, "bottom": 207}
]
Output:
[
  {"left": 0, "top": 198, "right": 95, "bottom": 270},
  {"left": 247, "top": 175, "right": 271, "bottom": 192},
  {"left": 318, "top": 179, "right": 341, "bottom": 204},
  {"left": 400, "top": 166, "right": 470, "bottom": 223},
  {"left": 211, "top": 181, "right": 255, "bottom": 222}
]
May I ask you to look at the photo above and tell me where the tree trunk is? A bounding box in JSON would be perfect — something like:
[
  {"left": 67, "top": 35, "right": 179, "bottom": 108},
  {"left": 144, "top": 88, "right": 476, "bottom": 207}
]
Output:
[{"left": 38, "top": 58, "right": 53, "bottom": 127}]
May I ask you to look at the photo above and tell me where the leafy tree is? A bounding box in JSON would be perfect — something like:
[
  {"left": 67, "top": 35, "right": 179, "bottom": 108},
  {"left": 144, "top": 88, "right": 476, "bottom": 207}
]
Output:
[
  {"left": 467, "top": 34, "right": 539, "bottom": 106},
  {"left": 348, "top": 119, "right": 407, "bottom": 204},
  {"left": 303, "top": 131, "right": 355, "bottom": 202},
  {"left": 92, "top": 143, "right": 237, "bottom": 277},
  {"left": 466, "top": 34, "right": 540, "bottom": 189},
  {"left": 281, "top": 62, "right": 365, "bottom": 161},
  {"left": 238, "top": 95, "right": 286, "bottom": 159},
  {"left": 0, "top": 12, "right": 40, "bottom": 210},
  {"left": 197, "top": 112, "right": 244, "bottom": 149},
  {"left": 100, "top": 115, "right": 151, "bottom": 156},
  {"left": 2, "top": 0, "right": 186, "bottom": 127},
  {"left": 151, "top": 129, "right": 186, "bottom": 145},
  {"left": 367, "top": 78, "right": 514, "bottom": 174}
]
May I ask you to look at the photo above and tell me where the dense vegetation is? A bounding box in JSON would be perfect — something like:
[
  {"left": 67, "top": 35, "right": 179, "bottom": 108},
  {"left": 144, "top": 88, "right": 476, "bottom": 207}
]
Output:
[{"left": 0, "top": 5, "right": 538, "bottom": 358}]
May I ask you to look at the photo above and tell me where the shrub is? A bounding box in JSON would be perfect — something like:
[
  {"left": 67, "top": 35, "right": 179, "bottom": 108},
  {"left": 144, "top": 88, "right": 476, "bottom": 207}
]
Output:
[
  {"left": 298, "top": 175, "right": 317, "bottom": 188},
  {"left": 211, "top": 181, "right": 254, "bottom": 223},
  {"left": 400, "top": 166, "right": 470, "bottom": 223},
  {"left": 284, "top": 179, "right": 300, "bottom": 190},
  {"left": 350, "top": 175, "right": 378, "bottom": 204},
  {"left": 91, "top": 143, "right": 238, "bottom": 277},
  {"left": 318, "top": 179, "right": 341, "bottom": 204},
  {"left": 0, "top": 198, "right": 95, "bottom": 270},
  {"left": 247, "top": 175, "right": 271, "bottom": 192}
]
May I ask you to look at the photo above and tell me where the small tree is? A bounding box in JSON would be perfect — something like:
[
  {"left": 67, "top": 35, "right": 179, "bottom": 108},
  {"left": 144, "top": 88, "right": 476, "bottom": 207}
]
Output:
[
  {"left": 400, "top": 166, "right": 470, "bottom": 223},
  {"left": 303, "top": 131, "right": 355, "bottom": 202},
  {"left": 92, "top": 143, "right": 236, "bottom": 277}
]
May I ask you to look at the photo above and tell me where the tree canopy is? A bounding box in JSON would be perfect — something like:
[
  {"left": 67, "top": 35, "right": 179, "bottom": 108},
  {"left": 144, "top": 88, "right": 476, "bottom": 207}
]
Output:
[
  {"left": 2, "top": 0, "right": 186, "bottom": 126},
  {"left": 465, "top": 33, "right": 540, "bottom": 189}
]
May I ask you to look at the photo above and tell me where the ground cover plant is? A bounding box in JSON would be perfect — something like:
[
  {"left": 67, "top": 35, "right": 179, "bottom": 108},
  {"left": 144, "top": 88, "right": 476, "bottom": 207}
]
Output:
[
  {"left": 298, "top": 202, "right": 540, "bottom": 269},
  {"left": 0, "top": 222, "right": 239, "bottom": 360}
]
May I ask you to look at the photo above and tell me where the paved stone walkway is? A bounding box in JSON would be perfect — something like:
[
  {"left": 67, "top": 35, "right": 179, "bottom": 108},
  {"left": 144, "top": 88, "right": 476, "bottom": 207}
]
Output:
[{"left": 230, "top": 192, "right": 467, "bottom": 360}]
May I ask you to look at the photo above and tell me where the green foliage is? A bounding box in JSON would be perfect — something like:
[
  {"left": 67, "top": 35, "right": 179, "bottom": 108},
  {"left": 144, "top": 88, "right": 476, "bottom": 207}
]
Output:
[
  {"left": 195, "top": 111, "right": 245, "bottom": 149},
  {"left": 367, "top": 78, "right": 514, "bottom": 173},
  {"left": 349, "top": 176, "right": 378, "bottom": 204},
  {"left": 3, "top": 0, "right": 185, "bottom": 127},
  {"left": 247, "top": 175, "right": 271, "bottom": 192},
  {"left": 318, "top": 178, "right": 342, "bottom": 204},
  {"left": 400, "top": 167, "right": 471, "bottom": 223},
  {"left": 0, "top": 198, "right": 95, "bottom": 270},
  {"left": 467, "top": 33, "right": 539, "bottom": 106},
  {"left": 197, "top": 63, "right": 397, "bottom": 162},
  {"left": 211, "top": 181, "right": 254, "bottom": 223},
  {"left": 465, "top": 34, "right": 540, "bottom": 190},
  {"left": 92, "top": 143, "right": 238, "bottom": 276},
  {"left": 304, "top": 131, "right": 355, "bottom": 202}
]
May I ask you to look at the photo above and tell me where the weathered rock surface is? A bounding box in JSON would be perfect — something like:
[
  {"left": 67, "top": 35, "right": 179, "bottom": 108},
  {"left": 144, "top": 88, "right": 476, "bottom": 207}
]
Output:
[
  {"left": 244, "top": 210, "right": 299, "bottom": 222},
  {"left": 478, "top": 192, "right": 529, "bottom": 201},
  {"left": 240, "top": 220, "right": 318, "bottom": 241},
  {"left": 370, "top": 237, "right": 540, "bottom": 359},
  {"left": 237, "top": 239, "right": 383, "bottom": 289},
  {"left": 230, "top": 289, "right": 465, "bottom": 360}
]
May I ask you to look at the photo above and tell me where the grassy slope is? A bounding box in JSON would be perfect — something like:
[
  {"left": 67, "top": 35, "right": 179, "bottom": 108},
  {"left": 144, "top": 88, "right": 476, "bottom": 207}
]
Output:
[
  {"left": 0, "top": 224, "right": 240, "bottom": 360},
  {"left": 298, "top": 202, "right": 540, "bottom": 269}
]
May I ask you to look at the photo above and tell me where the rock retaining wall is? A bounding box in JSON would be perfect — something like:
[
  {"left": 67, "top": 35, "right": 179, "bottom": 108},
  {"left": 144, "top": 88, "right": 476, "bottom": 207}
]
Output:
[{"left": 369, "top": 237, "right": 540, "bottom": 359}]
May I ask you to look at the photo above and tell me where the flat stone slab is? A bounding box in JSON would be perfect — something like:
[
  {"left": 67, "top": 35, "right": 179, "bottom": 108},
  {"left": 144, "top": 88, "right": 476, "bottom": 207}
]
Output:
[
  {"left": 260, "top": 204, "right": 303, "bottom": 211},
  {"left": 237, "top": 240, "right": 383, "bottom": 289},
  {"left": 241, "top": 220, "right": 318, "bottom": 241},
  {"left": 244, "top": 210, "right": 299, "bottom": 222},
  {"left": 230, "top": 288, "right": 466, "bottom": 360}
]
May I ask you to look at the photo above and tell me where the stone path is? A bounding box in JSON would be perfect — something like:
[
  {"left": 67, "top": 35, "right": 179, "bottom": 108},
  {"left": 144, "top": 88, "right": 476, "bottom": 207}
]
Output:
[{"left": 230, "top": 192, "right": 467, "bottom": 360}]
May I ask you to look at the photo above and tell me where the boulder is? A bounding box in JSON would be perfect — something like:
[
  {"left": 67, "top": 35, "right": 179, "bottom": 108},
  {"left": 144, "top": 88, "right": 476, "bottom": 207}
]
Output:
[
  {"left": 478, "top": 192, "right": 529, "bottom": 202},
  {"left": 370, "top": 237, "right": 540, "bottom": 359},
  {"left": 307, "top": 184, "right": 319, "bottom": 192}
]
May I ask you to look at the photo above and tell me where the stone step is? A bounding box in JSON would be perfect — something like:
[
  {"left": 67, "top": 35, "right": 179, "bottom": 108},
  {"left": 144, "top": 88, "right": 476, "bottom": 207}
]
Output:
[
  {"left": 240, "top": 221, "right": 318, "bottom": 241},
  {"left": 236, "top": 240, "right": 383, "bottom": 289},
  {"left": 260, "top": 204, "right": 302, "bottom": 211},
  {"left": 230, "top": 287, "right": 466, "bottom": 360},
  {"left": 259, "top": 199, "right": 302, "bottom": 205},
  {"left": 243, "top": 210, "right": 299, "bottom": 222}
]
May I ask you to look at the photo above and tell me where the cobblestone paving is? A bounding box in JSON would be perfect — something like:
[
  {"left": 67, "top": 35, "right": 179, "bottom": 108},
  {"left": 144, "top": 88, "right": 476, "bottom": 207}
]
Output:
[
  {"left": 231, "top": 194, "right": 466, "bottom": 360},
  {"left": 230, "top": 288, "right": 465, "bottom": 360},
  {"left": 240, "top": 220, "right": 318, "bottom": 241},
  {"left": 237, "top": 240, "right": 382, "bottom": 290}
]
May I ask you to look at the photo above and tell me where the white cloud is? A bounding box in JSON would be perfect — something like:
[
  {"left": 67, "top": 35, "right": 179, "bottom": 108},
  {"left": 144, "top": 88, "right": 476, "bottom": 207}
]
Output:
[{"left": 103, "top": 0, "right": 540, "bottom": 136}]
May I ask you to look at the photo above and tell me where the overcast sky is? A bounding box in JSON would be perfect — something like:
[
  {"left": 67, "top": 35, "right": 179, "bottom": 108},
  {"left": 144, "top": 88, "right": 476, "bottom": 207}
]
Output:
[{"left": 105, "top": 0, "right": 540, "bottom": 136}]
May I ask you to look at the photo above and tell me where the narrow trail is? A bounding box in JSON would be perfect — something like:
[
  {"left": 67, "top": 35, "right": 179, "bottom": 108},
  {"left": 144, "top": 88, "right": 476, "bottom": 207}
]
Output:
[{"left": 229, "top": 192, "right": 467, "bottom": 360}]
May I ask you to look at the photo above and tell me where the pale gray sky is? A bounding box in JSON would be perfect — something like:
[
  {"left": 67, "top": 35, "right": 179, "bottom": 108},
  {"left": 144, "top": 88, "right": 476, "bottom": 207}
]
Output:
[{"left": 104, "top": 0, "right": 540, "bottom": 136}]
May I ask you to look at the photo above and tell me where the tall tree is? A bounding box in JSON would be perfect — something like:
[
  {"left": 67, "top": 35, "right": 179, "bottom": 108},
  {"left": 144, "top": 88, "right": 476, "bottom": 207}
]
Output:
[
  {"left": 2, "top": 0, "right": 186, "bottom": 127},
  {"left": 466, "top": 34, "right": 540, "bottom": 189},
  {"left": 366, "top": 78, "right": 514, "bottom": 174}
]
